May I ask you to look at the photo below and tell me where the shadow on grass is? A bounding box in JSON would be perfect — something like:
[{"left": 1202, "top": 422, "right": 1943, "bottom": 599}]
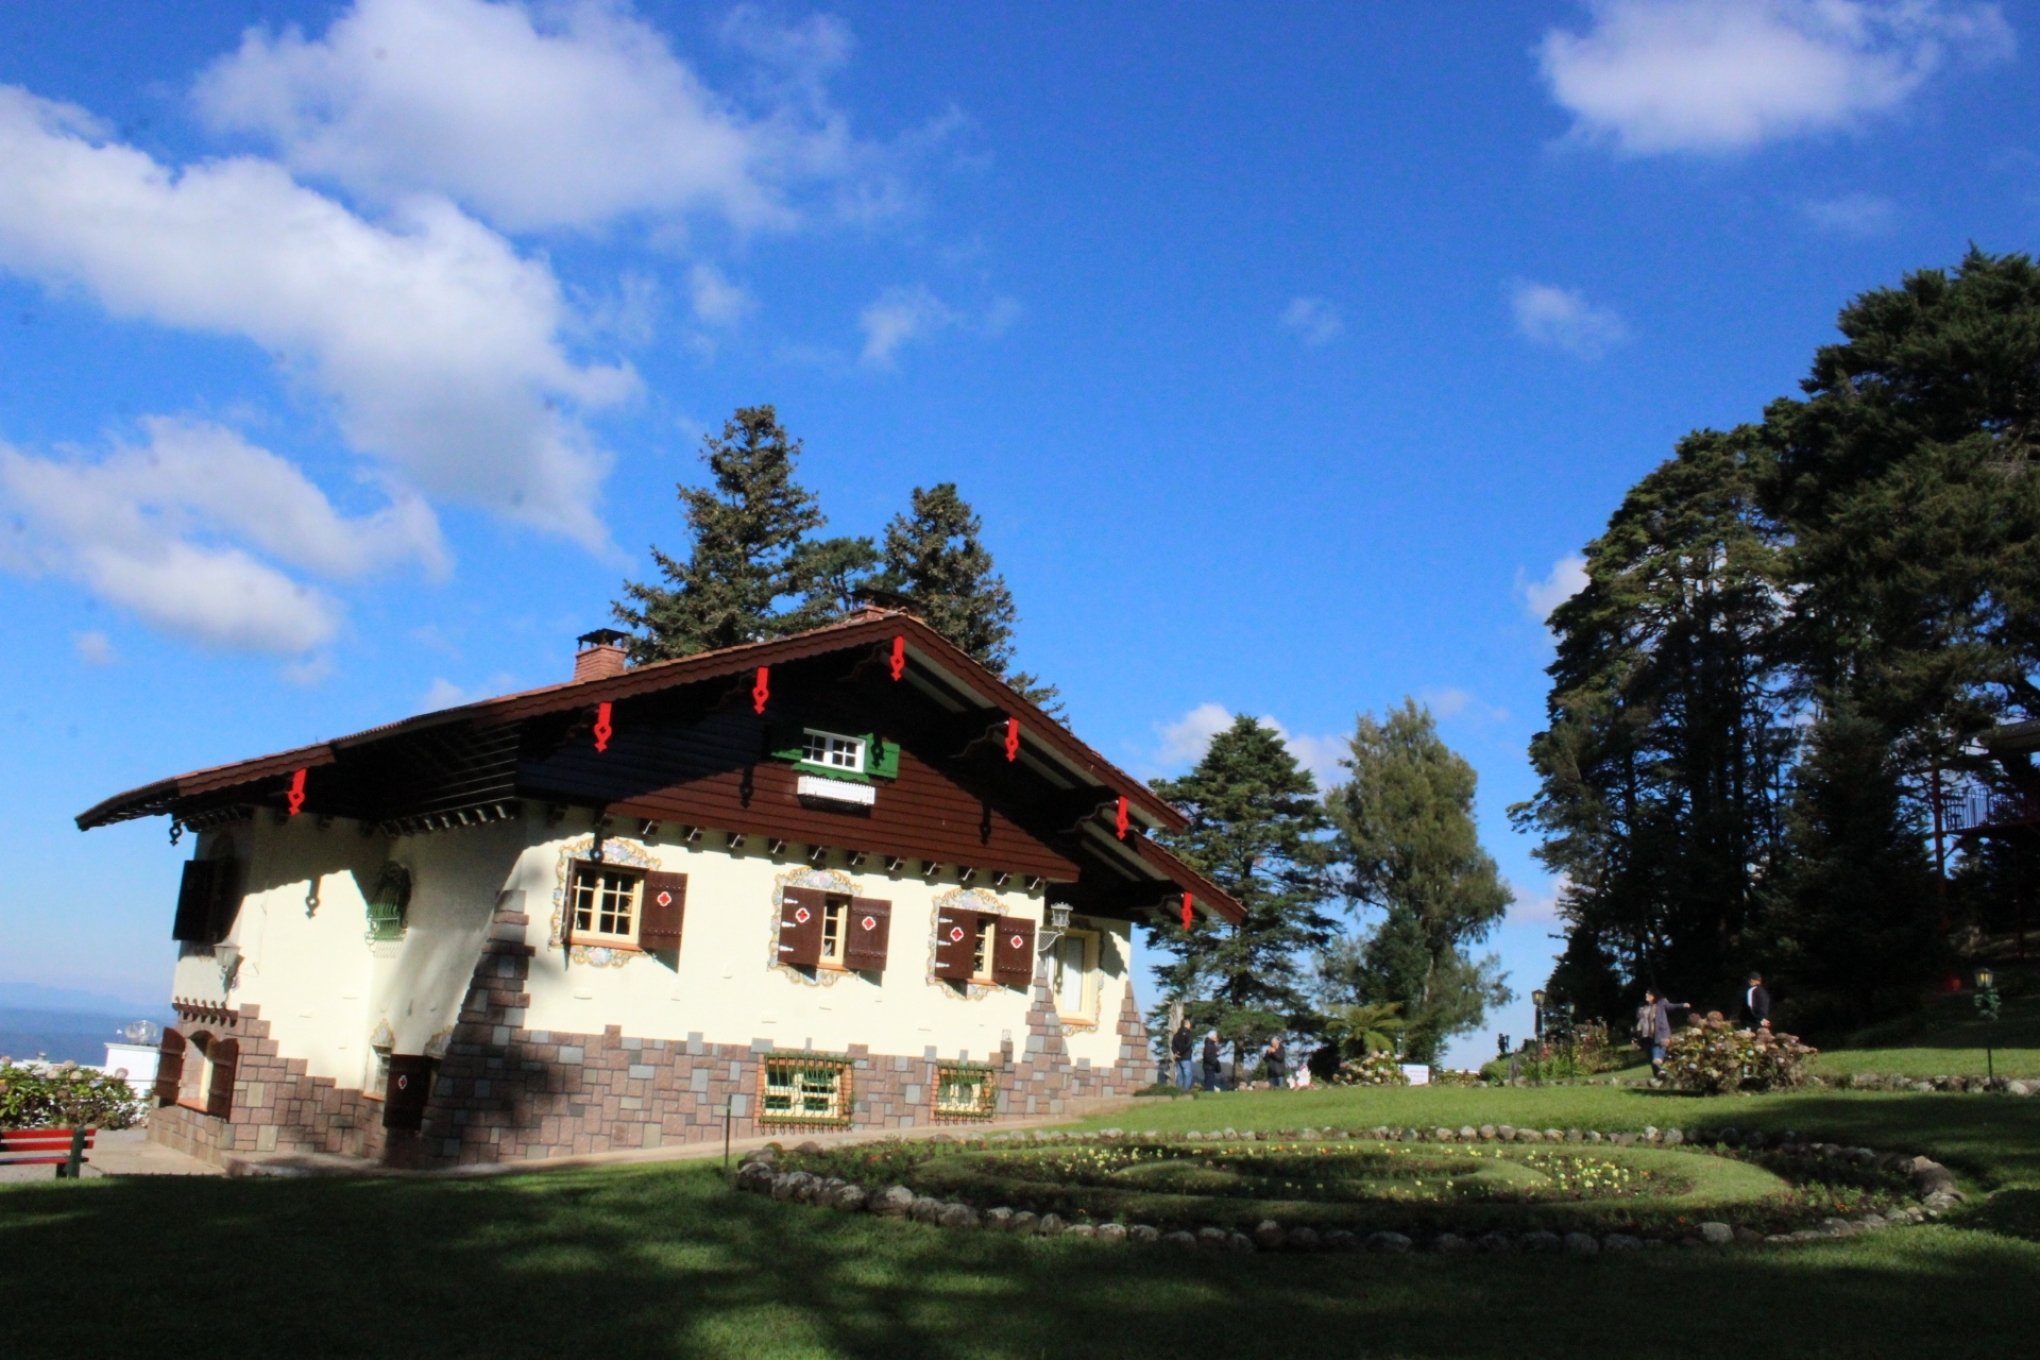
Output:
[{"left": 3, "top": 1163, "right": 2039, "bottom": 1359}]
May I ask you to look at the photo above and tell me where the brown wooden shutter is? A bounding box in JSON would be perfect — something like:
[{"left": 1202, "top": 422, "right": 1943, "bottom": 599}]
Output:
[
  {"left": 382, "top": 1055, "right": 434, "bottom": 1131},
  {"left": 172, "top": 861, "right": 221, "bottom": 942},
  {"left": 992, "top": 916, "right": 1036, "bottom": 986},
  {"left": 205, "top": 1038, "right": 239, "bottom": 1119},
  {"left": 777, "top": 887, "right": 826, "bottom": 968},
  {"left": 153, "top": 1029, "right": 186, "bottom": 1106},
  {"left": 843, "top": 896, "right": 892, "bottom": 971},
  {"left": 207, "top": 859, "right": 243, "bottom": 941},
  {"left": 933, "top": 906, "right": 979, "bottom": 981},
  {"left": 638, "top": 871, "right": 687, "bottom": 952}
]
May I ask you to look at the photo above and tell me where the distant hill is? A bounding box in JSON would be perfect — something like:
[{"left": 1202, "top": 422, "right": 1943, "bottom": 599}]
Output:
[{"left": 0, "top": 979, "right": 165, "bottom": 1015}]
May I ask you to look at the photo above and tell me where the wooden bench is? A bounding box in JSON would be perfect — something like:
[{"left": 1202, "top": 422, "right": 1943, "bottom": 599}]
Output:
[{"left": 0, "top": 1127, "right": 96, "bottom": 1178}]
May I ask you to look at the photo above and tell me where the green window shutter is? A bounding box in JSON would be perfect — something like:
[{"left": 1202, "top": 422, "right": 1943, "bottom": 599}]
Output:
[
  {"left": 865, "top": 734, "right": 900, "bottom": 780},
  {"left": 367, "top": 863, "right": 412, "bottom": 941}
]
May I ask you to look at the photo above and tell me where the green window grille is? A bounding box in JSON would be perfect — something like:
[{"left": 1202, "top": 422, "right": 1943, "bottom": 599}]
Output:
[
  {"left": 933, "top": 1063, "right": 999, "bottom": 1120},
  {"left": 366, "top": 862, "right": 412, "bottom": 941},
  {"left": 760, "top": 1053, "right": 854, "bottom": 1126}
]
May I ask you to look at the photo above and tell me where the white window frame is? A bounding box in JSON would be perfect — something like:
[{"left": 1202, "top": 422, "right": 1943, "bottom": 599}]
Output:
[
  {"left": 817, "top": 895, "right": 850, "bottom": 968},
  {"left": 800, "top": 729, "right": 867, "bottom": 774},
  {"left": 569, "top": 863, "right": 645, "bottom": 948}
]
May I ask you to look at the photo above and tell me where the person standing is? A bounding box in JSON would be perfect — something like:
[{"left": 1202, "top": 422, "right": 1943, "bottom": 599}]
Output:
[
  {"left": 1641, "top": 988, "right": 1689, "bottom": 1081},
  {"left": 1261, "top": 1035, "right": 1287, "bottom": 1091},
  {"left": 1739, "top": 973, "right": 1772, "bottom": 1030},
  {"left": 1200, "top": 1029, "right": 1224, "bottom": 1092},
  {"left": 1171, "top": 1020, "right": 1195, "bottom": 1090}
]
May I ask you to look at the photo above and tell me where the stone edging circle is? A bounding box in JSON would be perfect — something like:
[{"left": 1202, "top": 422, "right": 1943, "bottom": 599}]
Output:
[{"left": 735, "top": 1122, "right": 1967, "bottom": 1255}]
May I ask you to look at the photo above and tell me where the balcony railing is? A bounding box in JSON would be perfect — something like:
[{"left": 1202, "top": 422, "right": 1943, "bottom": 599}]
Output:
[{"left": 1944, "top": 788, "right": 2040, "bottom": 833}]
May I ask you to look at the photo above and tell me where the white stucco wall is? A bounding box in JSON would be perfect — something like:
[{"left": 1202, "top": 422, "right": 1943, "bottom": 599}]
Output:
[{"left": 173, "top": 807, "right": 1135, "bottom": 1093}]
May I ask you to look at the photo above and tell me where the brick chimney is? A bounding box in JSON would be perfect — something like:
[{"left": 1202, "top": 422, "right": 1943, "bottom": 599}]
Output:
[{"left": 573, "top": 628, "right": 630, "bottom": 682}]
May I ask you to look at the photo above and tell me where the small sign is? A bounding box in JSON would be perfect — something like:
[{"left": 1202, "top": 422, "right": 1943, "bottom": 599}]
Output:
[
  {"left": 793, "top": 907, "right": 811, "bottom": 924},
  {"left": 860, "top": 915, "right": 877, "bottom": 932},
  {"left": 948, "top": 925, "right": 965, "bottom": 942},
  {"left": 1009, "top": 934, "right": 1024, "bottom": 950},
  {"left": 655, "top": 891, "right": 673, "bottom": 907}
]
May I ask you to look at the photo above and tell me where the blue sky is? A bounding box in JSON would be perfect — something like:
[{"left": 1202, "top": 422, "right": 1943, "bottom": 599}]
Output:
[{"left": 1, "top": 1, "right": 2034, "bottom": 1064}]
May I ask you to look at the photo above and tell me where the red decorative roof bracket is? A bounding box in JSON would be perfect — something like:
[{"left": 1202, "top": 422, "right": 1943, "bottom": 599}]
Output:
[
  {"left": 1004, "top": 715, "right": 1020, "bottom": 762},
  {"left": 752, "top": 666, "right": 771, "bottom": 715},
  {"left": 286, "top": 767, "right": 308, "bottom": 816},
  {"left": 1115, "top": 795, "right": 1129, "bottom": 840},
  {"left": 1181, "top": 891, "right": 1195, "bottom": 930},
  {"left": 889, "top": 634, "right": 906, "bottom": 682},
  {"left": 593, "top": 701, "right": 614, "bottom": 753}
]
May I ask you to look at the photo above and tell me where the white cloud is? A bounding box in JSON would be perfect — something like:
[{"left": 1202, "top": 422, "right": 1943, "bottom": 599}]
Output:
[
  {"left": 1421, "top": 687, "right": 1510, "bottom": 725},
  {"left": 1154, "top": 702, "right": 1234, "bottom": 767},
  {"left": 1280, "top": 296, "right": 1344, "bottom": 346},
  {"left": 1520, "top": 554, "right": 1590, "bottom": 622},
  {"left": 858, "top": 284, "right": 956, "bottom": 368},
  {"left": 194, "top": 0, "right": 910, "bottom": 234},
  {"left": 1150, "top": 702, "right": 1347, "bottom": 791},
  {"left": 688, "top": 263, "right": 756, "bottom": 327},
  {"left": 0, "top": 418, "right": 442, "bottom": 653},
  {"left": 1510, "top": 281, "right": 1630, "bottom": 359},
  {"left": 1539, "top": 0, "right": 2015, "bottom": 156},
  {"left": 1800, "top": 190, "right": 1899, "bottom": 235},
  {"left": 74, "top": 630, "right": 117, "bottom": 665},
  {"left": 0, "top": 84, "right": 634, "bottom": 549},
  {"left": 1508, "top": 875, "right": 1568, "bottom": 925},
  {"left": 420, "top": 677, "right": 472, "bottom": 710}
]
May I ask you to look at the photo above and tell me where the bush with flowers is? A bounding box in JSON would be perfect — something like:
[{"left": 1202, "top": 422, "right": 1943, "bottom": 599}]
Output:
[
  {"left": 1318, "top": 1051, "right": 1410, "bottom": 1087},
  {"left": 0, "top": 1058, "right": 150, "bottom": 1130},
  {"left": 1660, "top": 1013, "right": 1818, "bottom": 1095}
]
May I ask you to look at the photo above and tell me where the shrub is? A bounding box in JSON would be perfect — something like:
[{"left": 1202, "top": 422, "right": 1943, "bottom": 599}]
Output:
[
  {"left": 1318, "top": 1051, "right": 1410, "bottom": 1087},
  {"left": 1660, "top": 1013, "right": 1817, "bottom": 1095},
  {"left": 0, "top": 1059, "right": 150, "bottom": 1130}
]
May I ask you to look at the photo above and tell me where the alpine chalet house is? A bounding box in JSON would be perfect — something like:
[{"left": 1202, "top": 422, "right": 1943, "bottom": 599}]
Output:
[{"left": 78, "top": 609, "right": 1241, "bottom": 1168}]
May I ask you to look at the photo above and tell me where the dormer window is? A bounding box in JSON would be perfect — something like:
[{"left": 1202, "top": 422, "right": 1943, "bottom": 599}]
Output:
[{"left": 801, "top": 729, "right": 866, "bottom": 774}]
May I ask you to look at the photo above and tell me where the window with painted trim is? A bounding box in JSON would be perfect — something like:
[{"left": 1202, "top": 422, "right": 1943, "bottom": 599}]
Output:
[
  {"left": 817, "top": 895, "right": 850, "bottom": 967},
  {"left": 933, "top": 1064, "right": 998, "bottom": 1120},
  {"left": 970, "top": 916, "right": 999, "bottom": 982},
  {"left": 801, "top": 729, "right": 866, "bottom": 774},
  {"left": 568, "top": 863, "right": 643, "bottom": 946},
  {"left": 1051, "top": 927, "right": 1100, "bottom": 1024},
  {"left": 760, "top": 1054, "right": 853, "bottom": 1126}
]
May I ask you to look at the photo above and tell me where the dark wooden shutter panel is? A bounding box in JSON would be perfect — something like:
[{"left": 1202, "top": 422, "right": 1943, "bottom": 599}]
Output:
[
  {"left": 992, "top": 916, "right": 1036, "bottom": 986},
  {"left": 207, "top": 859, "right": 243, "bottom": 941},
  {"left": 866, "top": 735, "right": 901, "bottom": 780},
  {"left": 777, "top": 887, "right": 826, "bottom": 967},
  {"left": 933, "top": 906, "right": 979, "bottom": 981},
  {"left": 153, "top": 1029, "right": 186, "bottom": 1106},
  {"left": 638, "top": 871, "right": 688, "bottom": 952},
  {"left": 382, "top": 1055, "right": 434, "bottom": 1131},
  {"left": 843, "top": 896, "right": 892, "bottom": 971},
  {"left": 173, "top": 861, "right": 221, "bottom": 942},
  {"left": 205, "top": 1038, "right": 239, "bottom": 1119}
]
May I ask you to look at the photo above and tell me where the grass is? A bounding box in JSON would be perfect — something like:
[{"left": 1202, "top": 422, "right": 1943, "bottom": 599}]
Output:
[
  {"left": 6, "top": 1083, "right": 2040, "bottom": 1358},
  {"left": 1806, "top": 989, "right": 2040, "bottom": 1079}
]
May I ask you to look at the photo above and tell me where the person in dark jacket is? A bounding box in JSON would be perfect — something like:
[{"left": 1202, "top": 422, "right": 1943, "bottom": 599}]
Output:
[
  {"left": 1171, "top": 1021, "right": 1195, "bottom": 1089},
  {"left": 1262, "top": 1035, "right": 1288, "bottom": 1090},
  {"left": 1739, "top": 973, "right": 1772, "bottom": 1030},
  {"left": 1200, "top": 1030, "right": 1224, "bottom": 1091}
]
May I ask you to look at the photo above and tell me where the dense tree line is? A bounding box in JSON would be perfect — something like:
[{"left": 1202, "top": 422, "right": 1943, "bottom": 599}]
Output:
[{"left": 1515, "top": 250, "right": 2040, "bottom": 1035}]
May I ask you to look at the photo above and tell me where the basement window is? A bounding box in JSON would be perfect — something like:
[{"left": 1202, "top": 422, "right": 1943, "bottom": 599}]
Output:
[
  {"left": 933, "top": 1064, "right": 998, "bottom": 1121},
  {"left": 760, "top": 1053, "right": 853, "bottom": 1127}
]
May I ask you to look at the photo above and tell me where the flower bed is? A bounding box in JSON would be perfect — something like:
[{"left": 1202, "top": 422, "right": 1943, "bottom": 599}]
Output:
[{"left": 737, "top": 1122, "right": 1959, "bottom": 1255}]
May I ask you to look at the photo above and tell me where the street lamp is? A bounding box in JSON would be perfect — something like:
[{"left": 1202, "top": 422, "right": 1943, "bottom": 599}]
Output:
[
  {"left": 1531, "top": 988, "right": 1546, "bottom": 1041},
  {"left": 1974, "top": 965, "right": 2002, "bottom": 1086}
]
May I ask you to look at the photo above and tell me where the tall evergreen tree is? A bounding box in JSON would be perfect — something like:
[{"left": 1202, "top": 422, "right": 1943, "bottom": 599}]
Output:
[
  {"left": 1513, "top": 430, "right": 1796, "bottom": 1007},
  {"left": 1326, "top": 700, "right": 1514, "bottom": 1063},
  {"left": 1753, "top": 705, "right": 1940, "bottom": 1033},
  {"left": 614, "top": 406, "right": 858, "bottom": 660},
  {"left": 1147, "top": 716, "right": 1335, "bottom": 1072},
  {"left": 877, "top": 482, "right": 1059, "bottom": 710}
]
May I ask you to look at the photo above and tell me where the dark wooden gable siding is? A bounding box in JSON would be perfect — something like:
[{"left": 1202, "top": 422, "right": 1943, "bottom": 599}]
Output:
[{"left": 513, "top": 661, "right": 1079, "bottom": 879}]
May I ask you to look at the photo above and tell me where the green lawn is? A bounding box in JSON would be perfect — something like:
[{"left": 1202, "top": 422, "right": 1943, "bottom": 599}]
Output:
[
  {"left": 5, "top": 1084, "right": 2040, "bottom": 1358},
  {"left": 1806, "top": 989, "right": 2040, "bottom": 1080}
]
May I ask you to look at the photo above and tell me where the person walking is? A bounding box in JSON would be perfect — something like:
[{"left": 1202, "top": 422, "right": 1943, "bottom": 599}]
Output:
[
  {"left": 1171, "top": 1020, "right": 1195, "bottom": 1090},
  {"left": 1200, "top": 1029, "right": 1224, "bottom": 1092},
  {"left": 1640, "top": 988, "right": 1689, "bottom": 1081},
  {"left": 1739, "top": 973, "right": 1772, "bottom": 1030},
  {"left": 1261, "top": 1035, "right": 1287, "bottom": 1091}
]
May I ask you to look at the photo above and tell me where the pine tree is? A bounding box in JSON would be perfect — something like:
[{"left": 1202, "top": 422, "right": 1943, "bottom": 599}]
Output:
[
  {"left": 877, "top": 482, "right": 1059, "bottom": 711},
  {"left": 615, "top": 406, "right": 843, "bottom": 660},
  {"left": 1327, "top": 700, "right": 1514, "bottom": 1064},
  {"left": 1147, "top": 716, "right": 1335, "bottom": 1074},
  {"left": 1754, "top": 706, "right": 1940, "bottom": 1034}
]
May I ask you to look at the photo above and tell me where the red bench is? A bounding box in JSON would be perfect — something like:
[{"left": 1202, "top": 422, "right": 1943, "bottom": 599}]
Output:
[{"left": 0, "top": 1127, "right": 96, "bottom": 1178}]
